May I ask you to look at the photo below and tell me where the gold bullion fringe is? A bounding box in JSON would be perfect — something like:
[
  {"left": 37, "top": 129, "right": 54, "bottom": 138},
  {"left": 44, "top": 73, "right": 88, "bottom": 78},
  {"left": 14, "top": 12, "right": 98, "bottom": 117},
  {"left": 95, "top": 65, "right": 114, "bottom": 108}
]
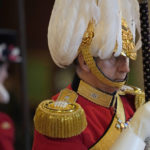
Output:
[{"left": 34, "top": 100, "right": 87, "bottom": 138}]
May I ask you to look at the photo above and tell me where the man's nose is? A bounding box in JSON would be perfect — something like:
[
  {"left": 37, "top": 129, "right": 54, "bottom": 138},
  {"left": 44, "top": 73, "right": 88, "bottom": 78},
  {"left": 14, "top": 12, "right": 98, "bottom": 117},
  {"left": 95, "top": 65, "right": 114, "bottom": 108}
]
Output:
[{"left": 119, "top": 57, "right": 130, "bottom": 73}]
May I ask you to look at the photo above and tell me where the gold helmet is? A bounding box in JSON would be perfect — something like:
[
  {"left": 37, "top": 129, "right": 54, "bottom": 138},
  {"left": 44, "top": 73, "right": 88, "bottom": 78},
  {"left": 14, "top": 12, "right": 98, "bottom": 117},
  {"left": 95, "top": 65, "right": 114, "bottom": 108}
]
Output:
[{"left": 48, "top": 0, "right": 141, "bottom": 88}]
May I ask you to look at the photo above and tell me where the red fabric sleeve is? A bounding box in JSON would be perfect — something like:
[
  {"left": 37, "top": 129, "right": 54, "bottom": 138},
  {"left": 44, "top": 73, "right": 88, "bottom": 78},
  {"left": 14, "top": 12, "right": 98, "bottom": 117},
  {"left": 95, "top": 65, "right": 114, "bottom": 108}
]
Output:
[
  {"left": 32, "top": 130, "right": 87, "bottom": 150},
  {"left": 0, "top": 112, "right": 15, "bottom": 150}
]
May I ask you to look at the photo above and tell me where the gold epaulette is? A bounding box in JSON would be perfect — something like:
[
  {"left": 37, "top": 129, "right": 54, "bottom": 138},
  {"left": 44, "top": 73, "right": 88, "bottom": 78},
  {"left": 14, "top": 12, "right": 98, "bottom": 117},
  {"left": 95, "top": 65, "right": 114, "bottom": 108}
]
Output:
[
  {"left": 118, "top": 85, "right": 145, "bottom": 110},
  {"left": 34, "top": 89, "right": 87, "bottom": 138}
]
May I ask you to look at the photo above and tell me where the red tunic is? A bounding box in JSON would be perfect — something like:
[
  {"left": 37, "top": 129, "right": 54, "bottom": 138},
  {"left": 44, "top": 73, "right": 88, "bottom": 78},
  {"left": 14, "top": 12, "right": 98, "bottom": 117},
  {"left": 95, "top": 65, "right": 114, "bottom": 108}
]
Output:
[
  {"left": 32, "top": 85, "right": 135, "bottom": 150},
  {"left": 0, "top": 112, "right": 15, "bottom": 150}
]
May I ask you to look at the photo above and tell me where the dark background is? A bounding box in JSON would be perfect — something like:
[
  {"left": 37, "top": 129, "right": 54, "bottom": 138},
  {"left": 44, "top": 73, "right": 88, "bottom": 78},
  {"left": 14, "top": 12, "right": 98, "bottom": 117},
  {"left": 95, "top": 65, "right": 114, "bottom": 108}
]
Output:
[
  {"left": 0, "top": 0, "right": 146, "bottom": 149},
  {"left": 0, "top": 0, "right": 74, "bottom": 150}
]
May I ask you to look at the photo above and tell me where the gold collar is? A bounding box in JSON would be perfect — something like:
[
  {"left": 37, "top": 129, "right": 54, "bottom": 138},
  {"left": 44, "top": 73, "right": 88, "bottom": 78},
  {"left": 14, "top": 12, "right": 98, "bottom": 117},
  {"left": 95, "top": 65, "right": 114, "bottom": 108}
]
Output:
[{"left": 77, "top": 80, "right": 116, "bottom": 108}]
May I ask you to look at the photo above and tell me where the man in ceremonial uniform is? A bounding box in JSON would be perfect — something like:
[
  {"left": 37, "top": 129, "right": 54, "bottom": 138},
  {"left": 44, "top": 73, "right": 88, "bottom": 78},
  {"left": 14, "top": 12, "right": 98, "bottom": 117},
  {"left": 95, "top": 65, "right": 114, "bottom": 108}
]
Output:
[{"left": 32, "top": 0, "right": 150, "bottom": 149}]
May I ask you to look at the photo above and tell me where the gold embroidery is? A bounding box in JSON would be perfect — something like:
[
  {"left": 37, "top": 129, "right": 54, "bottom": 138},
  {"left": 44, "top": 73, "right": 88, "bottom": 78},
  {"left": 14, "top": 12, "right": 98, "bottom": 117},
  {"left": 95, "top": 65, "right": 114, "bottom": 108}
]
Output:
[
  {"left": 114, "top": 19, "right": 136, "bottom": 60},
  {"left": 77, "top": 80, "right": 115, "bottom": 108},
  {"left": 57, "top": 88, "right": 78, "bottom": 103},
  {"left": 118, "top": 85, "right": 145, "bottom": 110}
]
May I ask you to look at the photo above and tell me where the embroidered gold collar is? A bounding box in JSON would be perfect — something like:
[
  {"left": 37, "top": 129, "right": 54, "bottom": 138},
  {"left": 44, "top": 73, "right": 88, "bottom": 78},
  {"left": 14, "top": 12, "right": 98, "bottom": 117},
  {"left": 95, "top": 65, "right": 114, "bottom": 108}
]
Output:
[{"left": 77, "top": 80, "right": 116, "bottom": 108}]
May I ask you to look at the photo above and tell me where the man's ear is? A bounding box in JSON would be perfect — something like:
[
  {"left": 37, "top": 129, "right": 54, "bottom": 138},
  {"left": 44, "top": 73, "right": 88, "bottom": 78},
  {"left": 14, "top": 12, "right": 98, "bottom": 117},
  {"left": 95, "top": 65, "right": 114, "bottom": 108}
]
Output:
[{"left": 77, "top": 53, "right": 90, "bottom": 72}]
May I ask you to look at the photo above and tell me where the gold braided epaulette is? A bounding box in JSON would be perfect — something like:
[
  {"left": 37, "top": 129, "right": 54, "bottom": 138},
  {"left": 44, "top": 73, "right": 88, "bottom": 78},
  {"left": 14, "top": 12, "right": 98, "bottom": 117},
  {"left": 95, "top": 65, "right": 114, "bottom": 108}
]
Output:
[
  {"left": 118, "top": 85, "right": 145, "bottom": 110},
  {"left": 34, "top": 89, "right": 87, "bottom": 138}
]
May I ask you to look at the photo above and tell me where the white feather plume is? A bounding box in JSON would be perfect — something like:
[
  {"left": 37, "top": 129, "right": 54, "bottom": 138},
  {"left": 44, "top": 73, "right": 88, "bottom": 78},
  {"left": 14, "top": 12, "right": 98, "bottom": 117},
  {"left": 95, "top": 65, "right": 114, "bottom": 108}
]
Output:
[
  {"left": 91, "top": 0, "right": 120, "bottom": 59},
  {"left": 48, "top": 0, "right": 141, "bottom": 67},
  {"left": 48, "top": 0, "right": 100, "bottom": 68},
  {"left": 92, "top": 0, "right": 141, "bottom": 59}
]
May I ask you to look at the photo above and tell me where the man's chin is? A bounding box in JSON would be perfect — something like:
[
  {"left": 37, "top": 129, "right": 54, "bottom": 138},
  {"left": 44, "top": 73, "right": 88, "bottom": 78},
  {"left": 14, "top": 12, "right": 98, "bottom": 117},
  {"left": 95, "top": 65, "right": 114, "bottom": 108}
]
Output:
[{"left": 114, "top": 76, "right": 127, "bottom": 82}]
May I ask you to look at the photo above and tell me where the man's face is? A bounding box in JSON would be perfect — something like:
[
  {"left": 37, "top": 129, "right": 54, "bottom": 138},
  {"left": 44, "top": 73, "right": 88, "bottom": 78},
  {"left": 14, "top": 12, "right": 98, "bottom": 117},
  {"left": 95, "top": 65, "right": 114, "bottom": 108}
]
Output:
[{"left": 95, "top": 55, "right": 130, "bottom": 81}]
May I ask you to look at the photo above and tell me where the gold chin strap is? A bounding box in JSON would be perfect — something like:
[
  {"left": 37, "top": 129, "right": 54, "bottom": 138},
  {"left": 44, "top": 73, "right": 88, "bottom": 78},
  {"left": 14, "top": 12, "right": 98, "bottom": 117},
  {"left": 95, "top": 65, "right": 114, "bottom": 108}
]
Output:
[{"left": 78, "top": 20, "right": 125, "bottom": 88}]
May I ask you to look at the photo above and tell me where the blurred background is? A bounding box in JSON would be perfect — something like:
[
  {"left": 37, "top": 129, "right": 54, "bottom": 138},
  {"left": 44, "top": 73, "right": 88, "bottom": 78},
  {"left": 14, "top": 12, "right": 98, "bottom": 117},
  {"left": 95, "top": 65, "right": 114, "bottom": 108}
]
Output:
[
  {"left": 0, "top": 0, "right": 148, "bottom": 150},
  {"left": 0, "top": 0, "right": 75, "bottom": 149}
]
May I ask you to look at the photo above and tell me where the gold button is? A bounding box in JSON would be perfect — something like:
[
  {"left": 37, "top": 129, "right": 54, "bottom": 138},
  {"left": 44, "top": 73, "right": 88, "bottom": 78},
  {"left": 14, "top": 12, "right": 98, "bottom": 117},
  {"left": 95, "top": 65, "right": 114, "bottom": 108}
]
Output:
[{"left": 1, "top": 122, "right": 11, "bottom": 130}]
